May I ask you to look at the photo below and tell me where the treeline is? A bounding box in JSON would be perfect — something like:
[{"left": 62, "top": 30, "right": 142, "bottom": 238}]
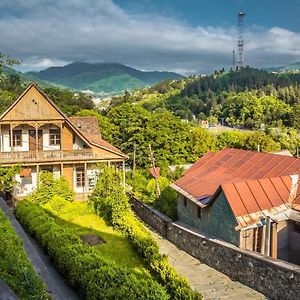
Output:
[
  {"left": 78, "top": 105, "right": 300, "bottom": 169},
  {"left": 112, "top": 67, "right": 300, "bottom": 132}
]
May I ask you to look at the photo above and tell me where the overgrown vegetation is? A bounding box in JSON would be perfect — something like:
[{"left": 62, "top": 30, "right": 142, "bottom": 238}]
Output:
[
  {"left": 90, "top": 166, "right": 201, "bottom": 300},
  {"left": 16, "top": 172, "right": 170, "bottom": 299},
  {"left": 0, "top": 209, "right": 48, "bottom": 299}
]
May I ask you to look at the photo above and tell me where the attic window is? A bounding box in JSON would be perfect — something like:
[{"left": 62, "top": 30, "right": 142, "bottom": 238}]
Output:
[{"left": 183, "top": 197, "right": 187, "bottom": 207}]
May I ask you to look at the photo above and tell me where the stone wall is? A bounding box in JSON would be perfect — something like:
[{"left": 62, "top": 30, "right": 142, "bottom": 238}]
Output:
[{"left": 130, "top": 196, "right": 300, "bottom": 300}]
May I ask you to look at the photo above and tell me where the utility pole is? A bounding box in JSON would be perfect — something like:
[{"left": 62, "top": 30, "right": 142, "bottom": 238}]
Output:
[
  {"left": 148, "top": 144, "right": 161, "bottom": 198},
  {"left": 132, "top": 142, "right": 136, "bottom": 177}
]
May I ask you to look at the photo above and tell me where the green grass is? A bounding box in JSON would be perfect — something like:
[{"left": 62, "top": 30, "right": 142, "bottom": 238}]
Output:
[{"left": 42, "top": 200, "right": 147, "bottom": 272}]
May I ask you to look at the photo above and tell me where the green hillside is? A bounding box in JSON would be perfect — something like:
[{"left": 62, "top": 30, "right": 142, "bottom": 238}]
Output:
[{"left": 27, "top": 62, "right": 183, "bottom": 94}]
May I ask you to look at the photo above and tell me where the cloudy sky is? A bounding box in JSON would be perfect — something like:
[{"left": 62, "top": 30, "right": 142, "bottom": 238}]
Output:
[{"left": 1, "top": 0, "right": 300, "bottom": 74}]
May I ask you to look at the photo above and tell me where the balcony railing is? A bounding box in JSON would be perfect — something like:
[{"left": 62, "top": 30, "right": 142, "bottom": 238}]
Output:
[{"left": 0, "top": 149, "right": 97, "bottom": 164}]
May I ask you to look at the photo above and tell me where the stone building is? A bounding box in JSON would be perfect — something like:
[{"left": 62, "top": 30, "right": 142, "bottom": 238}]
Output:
[{"left": 171, "top": 148, "right": 300, "bottom": 264}]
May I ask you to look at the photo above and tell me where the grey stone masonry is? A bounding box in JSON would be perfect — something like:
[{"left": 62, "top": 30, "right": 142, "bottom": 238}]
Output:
[{"left": 130, "top": 196, "right": 300, "bottom": 300}]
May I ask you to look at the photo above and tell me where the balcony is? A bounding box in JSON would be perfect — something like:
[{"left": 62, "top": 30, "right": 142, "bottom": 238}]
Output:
[{"left": 0, "top": 149, "right": 97, "bottom": 164}]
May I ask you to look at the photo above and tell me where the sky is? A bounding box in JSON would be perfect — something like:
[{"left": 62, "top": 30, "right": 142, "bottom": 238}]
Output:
[{"left": 0, "top": 0, "right": 300, "bottom": 74}]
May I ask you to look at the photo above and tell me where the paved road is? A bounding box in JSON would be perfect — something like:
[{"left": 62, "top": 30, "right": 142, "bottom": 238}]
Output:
[
  {"left": 151, "top": 232, "right": 266, "bottom": 300},
  {"left": 0, "top": 198, "right": 79, "bottom": 300}
]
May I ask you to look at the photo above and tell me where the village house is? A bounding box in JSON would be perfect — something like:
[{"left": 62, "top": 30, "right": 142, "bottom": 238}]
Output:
[
  {"left": 0, "top": 83, "right": 126, "bottom": 199},
  {"left": 171, "top": 148, "right": 300, "bottom": 265}
]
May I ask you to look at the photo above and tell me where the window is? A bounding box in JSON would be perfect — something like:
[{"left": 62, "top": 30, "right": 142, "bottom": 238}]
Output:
[
  {"left": 294, "top": 221, "right": 300, "bottom": 233},
  {"left": 49, "top": 129, "right": 61, "bottom": 145},
  {"left": 12, "top": 130, "right": 22, "bottom": 147},
  {"left": 197, "top": 207, "right": 202, "bottom": 219},
  {"left": 183, "top": 197, "right": 187, "bottom": 207},
  {"left": 76, "top": 167, "right": 85, "bottom": 188}
]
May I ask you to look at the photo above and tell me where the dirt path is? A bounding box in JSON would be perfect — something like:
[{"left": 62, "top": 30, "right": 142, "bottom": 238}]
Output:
[
  {"left": 151, "top": 231, "right": 267, "bottom": 300},
  {"left": 0, "top": 198, "right": 79, "bottom": 300}
]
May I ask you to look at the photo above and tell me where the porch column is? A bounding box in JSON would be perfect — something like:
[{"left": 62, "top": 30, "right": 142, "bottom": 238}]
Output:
[
  {"left": 271, "top": 222, "right": 278, "bottom": 258},
  {"left": 35, "top": 122, "right": 38, "bottom": 159},
  {"left": 84, "top": 162, "right": 88, "bottom": 199},
  {"left": 61, "top": 163, "right": 64, "bottom": 178},
  {"left": 10, "top": 124, "right": 13, "bottom": 153},
  {"left": 60, "top": 122, "right": 63, "bottom": 158}
]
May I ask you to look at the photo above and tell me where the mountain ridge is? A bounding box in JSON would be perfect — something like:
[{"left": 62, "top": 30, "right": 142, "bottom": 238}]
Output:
[{"left": 27, "top": 62, "right": 183, "bottom": 95}]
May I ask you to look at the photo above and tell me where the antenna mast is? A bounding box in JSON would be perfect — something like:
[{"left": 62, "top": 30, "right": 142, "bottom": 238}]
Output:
[{"left": 237, "top": 11, "right": 246, "bottom": 68}]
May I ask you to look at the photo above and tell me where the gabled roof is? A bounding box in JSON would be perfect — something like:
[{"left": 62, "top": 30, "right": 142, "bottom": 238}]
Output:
[
  {"left": 172, "top": 148, "right": 300, "bottom": 228},
  {"left": 174, "top": 148, "right": 300, "bottom": 202},
  {"left": 69, "top": 116, "right": 125, "bottom": 156},
  {"left": 0, "top": 83, "right": 126, "bottom": 158},
  {"left": 218, "top": 175, "right": 300, "bottom": 229}
]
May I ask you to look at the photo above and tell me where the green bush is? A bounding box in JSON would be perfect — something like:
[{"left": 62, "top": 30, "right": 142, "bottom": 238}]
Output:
[
  {"left": 90, "top": 166, "right": 202, "bottom": 300},
  {"left": 30, "top": 171, "right": 74, "bottom": 204},
  {"left": 84, "top": 267, "right": 169, "bottom": 300},
  {"left": 16, "top": 200, "right": 168, "bottom": 300},
  {"left": 0, "top": 209, "right": 48, "bottom": 299}
]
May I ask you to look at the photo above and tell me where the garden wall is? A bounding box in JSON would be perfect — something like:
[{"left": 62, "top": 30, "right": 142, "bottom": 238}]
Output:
[{"left": 130, "top": 196, "right": 300, "bottom": 300}]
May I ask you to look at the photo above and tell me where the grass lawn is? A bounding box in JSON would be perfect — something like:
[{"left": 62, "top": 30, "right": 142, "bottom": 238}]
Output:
[{"left": 42, "top": 199, "right": 147, "bottom": 272}]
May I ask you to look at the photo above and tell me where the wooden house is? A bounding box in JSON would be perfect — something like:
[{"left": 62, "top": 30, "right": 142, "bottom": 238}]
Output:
[
  {"left": 0, "top": 83, "right": 126, "bottom": 198},
  {"left": 172, "top": 148, "right": 300, "bottom": 265}
]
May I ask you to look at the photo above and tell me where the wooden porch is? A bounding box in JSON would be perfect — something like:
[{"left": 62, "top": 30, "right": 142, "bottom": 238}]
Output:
[{"left": 0, "top": 149, "right": 96, "bottom": 164}]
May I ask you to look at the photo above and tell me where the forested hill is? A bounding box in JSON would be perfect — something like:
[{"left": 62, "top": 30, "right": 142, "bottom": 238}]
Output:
[
  {"left": 112, "top": 67, "right": 300, "bottom": 131},
  {"left": 27, "top": 62, "right": 183, "bottom": 95}
]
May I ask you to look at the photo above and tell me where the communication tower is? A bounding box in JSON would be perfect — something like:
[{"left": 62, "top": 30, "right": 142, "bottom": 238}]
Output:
[{"left": 237, "top": 11, "right": 246, "bottom": 68}]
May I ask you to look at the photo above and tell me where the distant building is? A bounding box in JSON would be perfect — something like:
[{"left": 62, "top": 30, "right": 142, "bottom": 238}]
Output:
[
  {"left": 199, "top": 120, "right": 209, "bottom": 128},
  {"left": 0, "top": 83, "right": 126, "bottom": 199},
  {"left": 171, "top": 148, "right": 300, "bottom": 264}
]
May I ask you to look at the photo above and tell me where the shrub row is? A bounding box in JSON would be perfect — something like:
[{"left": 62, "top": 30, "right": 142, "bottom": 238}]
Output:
[
  {"left": 15, "top": 200, "right": 169, "bottom": 300},
  {"left": 91, "top": 167, "right": 202, "bottom": 300},
  {"left": 0, "top": 208, "right": 48, "bottom": 299}
]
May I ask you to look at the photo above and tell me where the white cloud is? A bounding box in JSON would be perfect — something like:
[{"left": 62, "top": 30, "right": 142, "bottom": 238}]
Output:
[{"left": 0, "top": 0, "right": 299, "bottom": 74}]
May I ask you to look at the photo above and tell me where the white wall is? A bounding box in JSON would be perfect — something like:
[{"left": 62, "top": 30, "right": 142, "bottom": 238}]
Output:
[
  {"left": 73, "top": 135, "right": 85, "bottom": 150},
  {"left": 1, "top": 126, "right": 30, "bottom": 152},
  {"left": 14, "top": 166, "right": 38, "bottom": 197},
  {"left": 42, "top": 125, "right": 61, "bottom": 151},
  {"left": 73, "top": 164, "right": 100, "bottom": 193}
]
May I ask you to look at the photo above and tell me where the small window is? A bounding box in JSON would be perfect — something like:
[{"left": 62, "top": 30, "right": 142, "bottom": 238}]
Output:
[
  {"left": 12, "top": 130, "right": 22, "bottom": 147},
  {"left": 294, "top": 222, "right": 300, "bottom": 233},
  {"left": 49, "top": 129, "right": 61, "bottom": 145},
  {"left": 76, "top": 167, "right": 85, "bottom": 188},
  {"left": 183, "top": 197, "right": 187, "bottom": 207},
  {"left": 197, "top": 207, "right": 202, "bottom": 219}
]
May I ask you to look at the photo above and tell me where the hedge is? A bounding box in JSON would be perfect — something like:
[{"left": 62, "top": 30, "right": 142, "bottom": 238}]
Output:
[
  {"left": 91, "top": 167, "right": 202, "bottom": 300},
  {"left": 0, "top": 208, "right": 48, "bottom": 299},
  {"left": 15, "top": 200, "right": 169, "bottom": 300}
]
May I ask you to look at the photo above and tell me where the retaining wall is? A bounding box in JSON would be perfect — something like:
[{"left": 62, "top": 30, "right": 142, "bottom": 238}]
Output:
[{"left": 130, "top": 196, "right": 300, "bottom": 300}]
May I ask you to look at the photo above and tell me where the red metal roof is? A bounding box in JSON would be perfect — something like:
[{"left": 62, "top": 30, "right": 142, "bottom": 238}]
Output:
[
  {"left": 175, "top": 148, "right": 300, "bottom": 200},
  {"left": 173, "top": 148, "right": 300, "bottom": 226}
]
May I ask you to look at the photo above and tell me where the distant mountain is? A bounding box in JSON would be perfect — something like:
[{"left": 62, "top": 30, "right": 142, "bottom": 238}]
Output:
[
  {"left": 263, "top": 62, "right": 300, "bottom": 73},
  {"left": 27, "top": 62, "right": 183, "bottom": 95}
]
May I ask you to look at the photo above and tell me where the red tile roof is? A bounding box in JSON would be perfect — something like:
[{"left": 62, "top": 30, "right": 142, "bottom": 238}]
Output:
[
  {"left": 173, "top": 148, "right": 300, "bottom": 228},
  {"left": 68, "top": 116, "right": 125, "bottom": 156}
]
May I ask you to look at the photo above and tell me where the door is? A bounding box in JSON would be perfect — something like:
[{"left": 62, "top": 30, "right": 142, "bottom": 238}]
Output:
[{"left": 29, "top": 130, "right": 43, "bottom": 151}]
